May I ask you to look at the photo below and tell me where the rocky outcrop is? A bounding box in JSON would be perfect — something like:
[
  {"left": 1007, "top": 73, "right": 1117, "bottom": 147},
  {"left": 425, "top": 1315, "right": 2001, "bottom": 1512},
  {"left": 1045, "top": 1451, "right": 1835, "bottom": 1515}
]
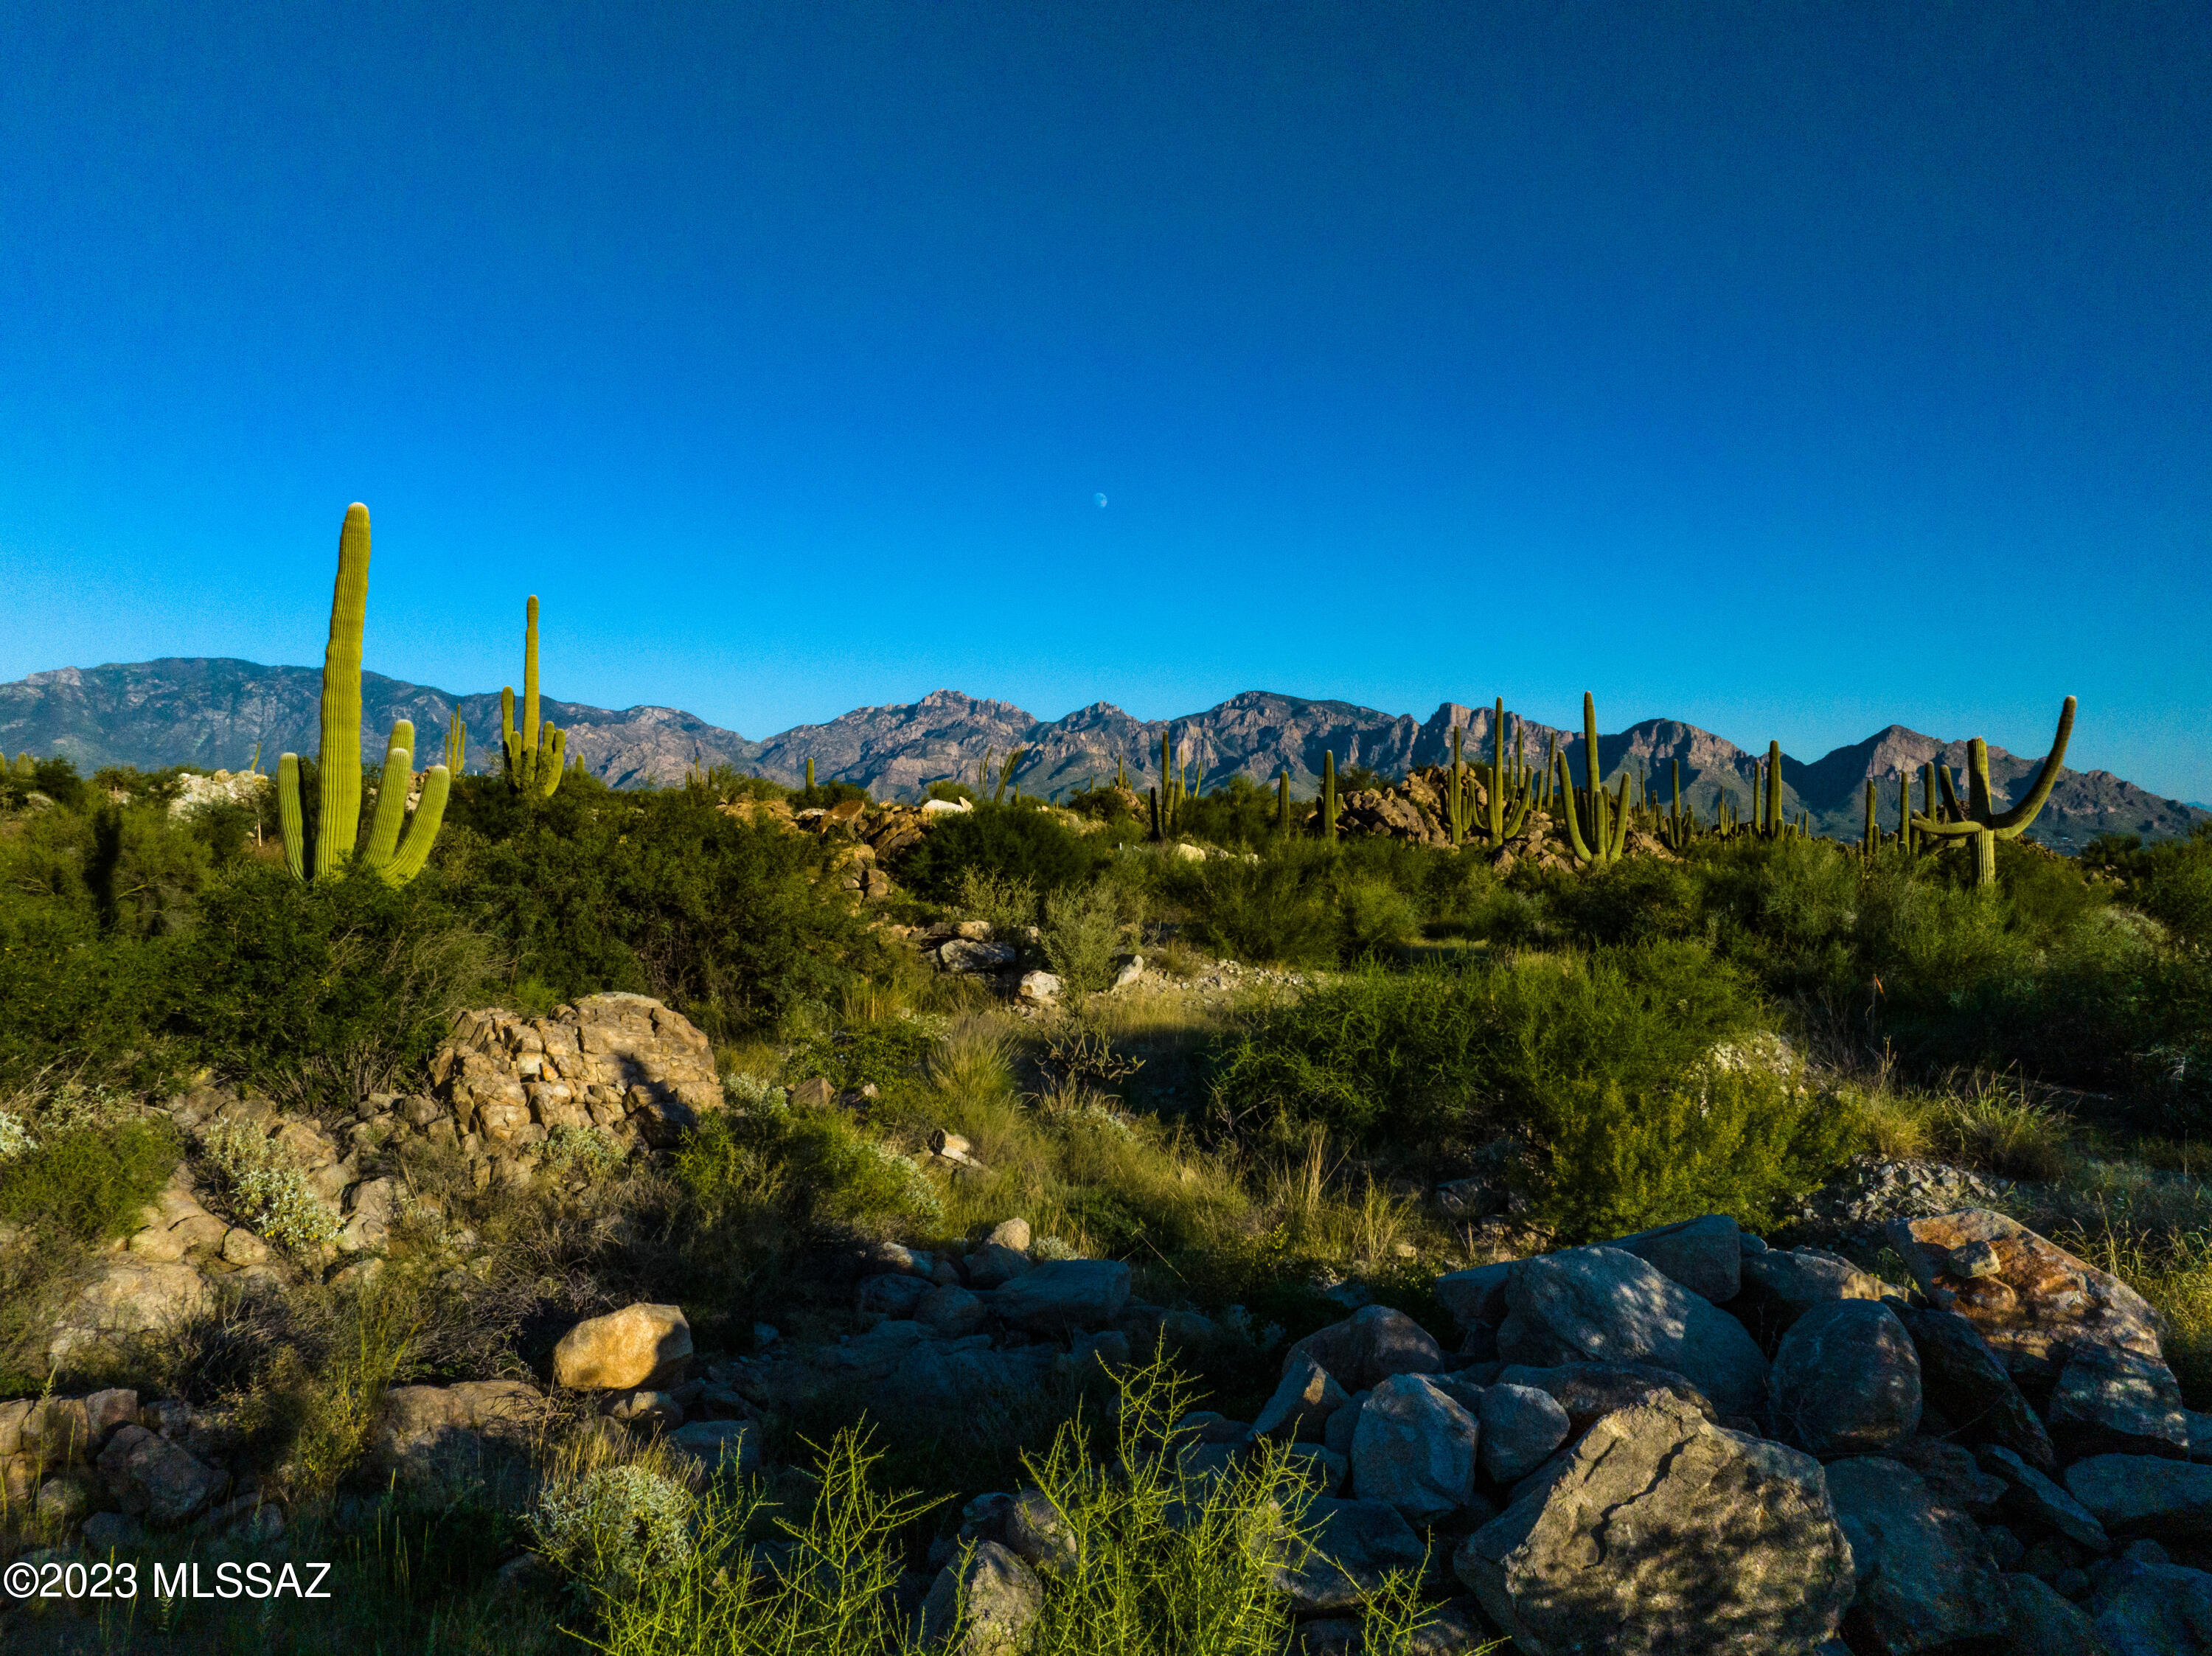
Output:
[{"left": 430, "top": 994, "right": 721, "bottom": 1152}]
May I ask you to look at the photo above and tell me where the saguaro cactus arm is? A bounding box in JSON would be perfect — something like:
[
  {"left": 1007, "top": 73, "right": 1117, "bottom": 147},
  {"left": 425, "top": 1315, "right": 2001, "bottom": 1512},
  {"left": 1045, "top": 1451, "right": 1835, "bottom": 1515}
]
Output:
[
  {"left": 277, "top": 752, "right": 307, "bottom": 880},
  {"left": 361, "top": 722, "right": 416, "bottom": 870}
]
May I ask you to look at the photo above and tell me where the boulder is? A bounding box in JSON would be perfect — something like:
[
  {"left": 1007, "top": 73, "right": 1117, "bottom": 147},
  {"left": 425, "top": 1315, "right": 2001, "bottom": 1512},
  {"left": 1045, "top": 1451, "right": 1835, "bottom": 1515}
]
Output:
[
  {"left": 1885, "top": 1209, "right": 2164, "bottom": 1380},
  {"left": 2003, "top": 1571, "right": 2111, "bottom": 1656},
  {"left": 337, "top": 1177, "right": 399, "bottom": 1253},
  {"left": 1324, "top": 1391, "right": 1366, "bottom": 1458},
  {"left": 2063, "top": 1455, "right": 2212, "bottom": 1544},
  {"left": 1768, "top": 1298, "right": 1921, "bottom": 1457},
  {"left": 1975, "top": 1444, "right": 2110, "bottom": 1552},
  {"left": 95, "top": 1424, "right": 226, "bottom": 1526},
  {"left": 988, "top": 1259, "right": 1132, "bottom": 1334},
  {"left": 1476, "top": 1384, "right": 1571, "bottom": 1484},
  {"left": 552, "top": 1304, "right": 692, "bottom": 1391},
  {"left": 1825, "top": 1455, "right": 2009, "bottom": 1653},
  {"left": 1016, "top": 971, "right": 1060, "bottom": 1003},
  {"left": 1272, "top": 1496, "right": 1427, "bottom": 1614},
  {"left": 1251, "top": 1355, "right": 1351, "bottom": 1443},
  {"left": 1607, "top": 1214, "right": 1742, "bottom": 1304},
  {"left": 1004, "top": 1488, "right": 1079, "bottom": 1573},
  {"left": 964, "top": 1242, "right": 1034, "bottom": 1289},
  {"left": 2090, "top": 1556, "right": 2212, "bottom": 1655},
  {"left": 1433, "top": 1262, "right": 1515, "bottom": 1332},
  {"left": 1877, "top": 1438, "right": 2005, "bottom": 1519},
  {"left": 939, "top": 939, "right": 1018, "bottom": 974},
  {"left": 1894, "top": 1305, "right": 2056, "bottom": 1468},
  {"left": 875, "top": 1342, "right": 1057, "bottom": 1416},
  {"left": 2048, "top": 1344, "right": 2190, "bottom": 1459},
  {"left": 1456, "top": 1396, "right": 1853, "bottom": 1655},
  {"left": 1494, "top": 1362, "right": 1719, "bottom": 1431},
  {"left": 917, "top": 1284, "right": 987, "bottom": 1337},
  {"left": 1499, "top": 1247, "right": 1768, "bottom": 1418},
  {"left": 987, "top": 1217, "right": 1032, "bottom": 1252},
  {"left": 48, "top": 1260, "right": 212, "bottom": 1362},
  {"left": 1734, "top": 1246, "right": 1887, "bottom": 1346},
  {"left": 917, "top": 1540, "right": 1043, "bottom": 1654},
  {"left": 1282, "top": 1304, "right": 1445, "bottom": 1393},
  {"left": 372, "top": 1381, "right": 540, "bottom": 1489},
  {"left": 661, "top": 1420, "right": 759, "bottom": 1478},
  {"left": 858, "top": 1273, "right": 933, "bottom": 1318},
  {"left": 1349, "top": 1374, "right": 1478, "bottom": 1523}
]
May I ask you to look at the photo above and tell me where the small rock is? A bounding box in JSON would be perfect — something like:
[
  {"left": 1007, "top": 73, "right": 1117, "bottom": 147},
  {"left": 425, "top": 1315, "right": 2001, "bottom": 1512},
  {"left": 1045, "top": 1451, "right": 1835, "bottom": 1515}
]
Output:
[
  {"left": 661, "top": 1420, "right": 758, "bottom": 1479},
  {"left": 858, "top": 1274, "right": 933, "bottom": 1318},
  {"left": 917, "top": 1284, "right": 987, "bottom": 1337},
  {"left": 2048, "top": 1343, "right": 2191, "bottom": 1459},
  {"left": 1281, "top": 1304, "right": 1445, "bottom": 1393},
  {"left": 988, "top": 1259, "right": 1132, "bottom": 1334},
  {"left": 1016, "top": 972, "right": 1060, "bottom": 1003},
  {"left": 987, "top": 1217, "right": 1032, "bottom": 1252},
  {"left": 604, "top": 1390, "right": 683, "bottom": 1433},
  {"left": 1350, "top": 1373, "right": 1479, "bottom": 1523},
  {"left": 1476, "top": 1384, "right": 1571, "bottom": 1483},
  {"left": 2063, "top": 1454, "right": 2212, "bottom": 1545},
  {"left": 1607, "top": 1213, "right": 1742, "bottom": 1304},
  {"left": 964, "top": 1241, "right": 1034, "bottom": 1290},
  {"left": 1004, "top": 1488, "right": 1079, "bottom": 1573},
  {"left": 1826, "top": 1455, "right": 2009, "bottom": 1653},
  {"left": 917, "top": 1540, "right": 1043, "bottom": 1653},
  {"left": 1975, "top": 1444, "right": 2111, "bottom": 1551},
  {"left": 1271, "top": 1497, "right": 1427, "bottom": 1614},
  {"left": 2002, "top": 1571, "right": 2110, "bottom": 1656},
  {"left": 1767, "top": 1298, "right": 1921, "bottom": 1457},
  {"left": 1251, "top": 1356, "right": 1351, "bottom": 1444},
  {"left": 1895, "top": 1305, "right": 2056, "bottom": 1469},
  {"left": 2090, "top": 1556, "right": 2212, "bottom": 1655},
  {"left": 96, "top": 1424, "right": 226, "bottom": 1526},
  {"left": 82, "top": 1511, "right": 149, "bottom": 1552}
]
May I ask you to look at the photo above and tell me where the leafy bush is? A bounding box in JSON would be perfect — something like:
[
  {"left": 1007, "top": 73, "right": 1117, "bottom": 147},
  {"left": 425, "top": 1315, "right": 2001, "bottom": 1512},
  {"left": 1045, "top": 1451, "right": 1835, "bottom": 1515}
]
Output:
[
  {"left": 897, "top": 802, "right": 1106, "bottom": 902},
  {"left": 675, "top": 1103, "right": 943, "bottom": 1247},
  {"left": 196, "top": 1120, "right": 342, "bottom": 1251},
  {"left": 0, "top": 1113, "right": 179, "bottom": 1240},
  {"left": 172, "top": 863, "right": 490, "bottom": 1112},
  {"left": 1042, "top": 880, "right": 1126, "bottom": 992},
  {"left": 784, "top": 1017, "right": 939, "bottom": 1093},
  {"left": 530, "top": 1464, "right": 695, "bottom": 1601},
  {"left": 954, "top": 867, "right": 1039, "bottom": 938}
]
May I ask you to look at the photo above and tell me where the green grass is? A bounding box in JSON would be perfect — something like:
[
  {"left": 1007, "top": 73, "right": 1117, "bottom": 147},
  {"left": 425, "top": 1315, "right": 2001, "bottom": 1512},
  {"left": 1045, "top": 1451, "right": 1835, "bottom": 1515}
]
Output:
[{"left": 0, "top": 1114, "right": 179, "bottom": 1241}]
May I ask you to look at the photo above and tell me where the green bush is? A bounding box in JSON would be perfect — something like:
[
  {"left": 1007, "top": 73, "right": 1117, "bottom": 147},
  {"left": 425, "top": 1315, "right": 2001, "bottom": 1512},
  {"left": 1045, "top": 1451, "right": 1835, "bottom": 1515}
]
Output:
[
  {"left": 529, "top": 1464, "right": 696, "bottom": 1601},
  {"left": 897, "top": 803, "right": 1106, "bottom": 902},
  {"left": 1042, "top": 880, "right": 1126, "bottom": 992},
  {"left": 196, "top": 1119, "right": 342, "bottom": 1252},
  {"left": 0, "top": 1115, "right": 180, "bottom": 1240},
  {"left": 675, "top": 1104, "right": 942, "bottom": 1244}
]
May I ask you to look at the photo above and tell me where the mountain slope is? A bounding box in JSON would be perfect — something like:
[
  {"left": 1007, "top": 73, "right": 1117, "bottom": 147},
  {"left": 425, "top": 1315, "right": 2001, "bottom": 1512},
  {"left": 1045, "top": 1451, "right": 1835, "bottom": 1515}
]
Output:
[{"left": 1, "top": 660, "right": 2201, "bottom": 849}]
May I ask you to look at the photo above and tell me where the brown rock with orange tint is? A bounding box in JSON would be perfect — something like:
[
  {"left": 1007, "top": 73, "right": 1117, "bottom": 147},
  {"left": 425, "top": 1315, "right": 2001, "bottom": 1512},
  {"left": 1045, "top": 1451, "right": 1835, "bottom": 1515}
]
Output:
[{"left": 1884, "top": 1209, "right": 2163, "bottom": 1380}]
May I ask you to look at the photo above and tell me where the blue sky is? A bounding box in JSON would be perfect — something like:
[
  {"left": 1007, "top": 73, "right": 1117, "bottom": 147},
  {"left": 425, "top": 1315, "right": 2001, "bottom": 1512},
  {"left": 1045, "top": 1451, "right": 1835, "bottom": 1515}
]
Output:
[{"left": 4, "top": 3, "right": 2208, "bottom": 799}]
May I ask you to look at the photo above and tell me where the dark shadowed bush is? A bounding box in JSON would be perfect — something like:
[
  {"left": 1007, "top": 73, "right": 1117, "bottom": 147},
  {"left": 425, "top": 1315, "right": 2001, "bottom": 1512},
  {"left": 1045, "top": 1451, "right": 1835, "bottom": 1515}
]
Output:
[{"left": 897, "top": 801, "right": 1107, "bottom": 901}]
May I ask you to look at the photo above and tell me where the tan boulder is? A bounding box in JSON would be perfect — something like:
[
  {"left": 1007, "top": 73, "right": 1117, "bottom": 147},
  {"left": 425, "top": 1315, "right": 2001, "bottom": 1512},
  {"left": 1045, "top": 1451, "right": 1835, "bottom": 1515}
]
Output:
[
  {"left": 553, "top": 1304, "right": 692, "bottom": 1391},
  {"left": 1885, "top": 1209, "right": 2163, "bottom": 1378}
]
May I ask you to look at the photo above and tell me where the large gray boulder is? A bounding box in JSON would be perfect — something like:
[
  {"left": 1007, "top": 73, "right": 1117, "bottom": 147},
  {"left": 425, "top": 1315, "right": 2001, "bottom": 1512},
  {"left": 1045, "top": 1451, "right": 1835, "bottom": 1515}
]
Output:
[
  {"left": 875, "top": 1342, "right": 1057, "bottom": 1416},
  {"left": 94, "top": 1424, "right": 226, "bottom": 1527},
  {"left": 1768, "top": 1298, "right": 1921, "bottom": 1457},
  {"left": 1894, "top": 1304, "right": 2055, "bottom": 1468},
  {"left": 1825, "top": 1456, "right": 2009, "bottom": 1653},
  {"left": 1282, "top": 1304, "right": 1444, "bottom": 1392},
  {"left": 1251, "top": 1355, "right": 1350, "bottom": 1443},
  {"left": 1455, "top": 1395, "right": 1852, "bottom": 1655},
  {"left": 2091, "top": 1556, "right": 2212, "bottom": 1656},
  {"left": 2003, "top": 1572, "right": 2110, "bottom": 1656},
  {"left": 1476, "top": 1384, "right": 1571, "bottom": 1483},
  {"left": 1273, "top": 1496, "right": 1427, "bottom": 1615},
  {"left": 1607, "top": 1213, "right": 1742, "bottom": 1303},
  {"left": 1433, "top": 1262, "right": 1515, "bottom": 1333},
  {"left": 1349, "top": 1374, "right": 1478, "bottom": 1524},
  {"left": 1495, "top": 1362, "right": 1718, "bottom": 1430},
  {"left": 661, "top": 1420, "right": 759, "bottom": 1478},
  {"left": 1974, "top": 1444, "right": 2110, "bottom": 1551},
  {"left": 1498, "top": 1247, "right": 1768, "bottom": 1418},
  {"left": 1735, "top": 1246, "right": 1887, "bottom": 1347},
  {"left": 2048, "top": 1344, "right": 2191, "bottom": 1459},
  {"left": 2064, "top": 1455, "right": 2212, "bottom": 1544},
  {"left": 987, "top": 1259, "right": 1130, "bottom": 1333}
]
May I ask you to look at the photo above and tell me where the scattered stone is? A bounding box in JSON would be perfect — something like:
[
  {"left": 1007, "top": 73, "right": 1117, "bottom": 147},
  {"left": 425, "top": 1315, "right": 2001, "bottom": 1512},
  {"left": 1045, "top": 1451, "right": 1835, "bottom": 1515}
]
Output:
[
  {"left": 1825, "top": 1455, "right": 2010, "bottom": 1654},
  {"left": 336, "top": 1177, "right": 399, "bottom": 1253},
  {"left": 1457, "top": 1396, "right": 1853, "bottom": 1655},
  {"left": 987, "top": 1218, "right": 1032, "bottom": 1252},
  {"left": 1767, "top": 1298, "right": 1921, "bottom": 1457},
  {"left": 1494, "top": 1362, "right": 1719, "bottom": 1431},
  {"left": 1607, "top": 1213, "right": 1742, "bottom": 1304},
  {"left": 2063, "top": 1455, "right": 2212, "bottom": 1544},
  {"left": 1273, "top": 1497, "right": 1427, "bottom": 1614},
  {"left": 1282, "top": 1304, "right": 1446, "bottom": 1393},
  {"left": 95, "top": 1424, "right": 226, "bottom": 1526},
  {"left": 1004, "top": 1488, "right": 1079, "bottom": 1573},
  {"left": 1875, "top": 1438, "right": 2006, "bottom": 1520},
  {"left": 788, "top": 1077, "right": 835, "bottom": 1111},
  {"left": 917, "top": 1284, "right": 987, "bottom": 1337},
  {"left": 82, "top": 1511, "right": 149, "bottom": 1552},
  {"left": 917, "top": 1540, "right": 1043, "bottom": 1654},
  {"left": 1476, "top": 1384, "right": 1570, "bottom": 1484},
  {"left": 1251, "top": 1356, "right": 1350, "bottom": 1444},
  {"left": 1498, "top": 1246, "right": 1769, "bottom": 1418},
  {"left": 1790, "top": 1156, "right": 2014, "bottom": 1250},
  {"left": 552, "top": 1304, "right": 692, "bottom": 1391},
  {"left": 1885, "top": 1209, "right": 2164, "bottom": 1380},
  {"left": 1110, "top": 958, "right": 1145, "bottom": 991},
  {"left": 988, "top": 1259, "right": 1132, "bottom": 1335},
  {"left": 1433, "top": 1262, "right": 1515, "bottom": 1332},
  {"left": 605, "top": 1389, "right": 683, "bottom": 1433},
  {"left": 48, "top": 1261, "right": 212, "bottom": 1363},
  {"left": 964, "top": 1241, "right": 1034, "bottom": 1290},
  {"left": 1350, "top": 1374, "right": 1478, "bottom": 1524},
  {"left": 1016, "top": 972, "right": 1060, "bottom": 1003},
  {"left": 2048, "top": 1344, "right": 2191, "bottom": 1459},
  {"left": 1895, "top": 1305, "right": 2056, "bottom": 1469},
  {"left": 939, "top": 939, "right": 1018, "bottom": 974}
]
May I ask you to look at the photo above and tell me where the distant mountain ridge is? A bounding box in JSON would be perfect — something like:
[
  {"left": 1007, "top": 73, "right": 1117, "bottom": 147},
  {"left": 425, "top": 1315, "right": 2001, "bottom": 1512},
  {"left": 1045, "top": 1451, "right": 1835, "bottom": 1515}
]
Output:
[{"left": 2, "top": 658, "right": 2203, "bottom": 852}]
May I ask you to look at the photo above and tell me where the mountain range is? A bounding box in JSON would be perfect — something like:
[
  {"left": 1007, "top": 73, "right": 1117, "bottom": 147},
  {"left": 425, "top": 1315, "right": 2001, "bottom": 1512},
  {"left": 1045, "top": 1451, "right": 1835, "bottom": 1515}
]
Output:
[{"left": 3, "top": 658, "right": 2203, "bottom": 852}]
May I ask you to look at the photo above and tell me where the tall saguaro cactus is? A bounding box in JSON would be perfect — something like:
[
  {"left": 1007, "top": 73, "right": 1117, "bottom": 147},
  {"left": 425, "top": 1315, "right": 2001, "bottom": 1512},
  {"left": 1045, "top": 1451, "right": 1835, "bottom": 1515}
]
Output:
[
  {"left": 1913, "top": 697, "right": 2077, "bottom": 888},
  {"left": 501, "top": 596, "right": 567, "bottom": 799},
  {"left": 1481, "top": 697, "right": 1532, "bottom": 846},
  {"left": 277, "top": 504, "right": 450, "bottom": 885},
  {"left": 1554, "top": 692, "right": 1628, "bottom": 868},
  {"left": 1321, "top": 750, "right": 1338, "bottom": 841}
]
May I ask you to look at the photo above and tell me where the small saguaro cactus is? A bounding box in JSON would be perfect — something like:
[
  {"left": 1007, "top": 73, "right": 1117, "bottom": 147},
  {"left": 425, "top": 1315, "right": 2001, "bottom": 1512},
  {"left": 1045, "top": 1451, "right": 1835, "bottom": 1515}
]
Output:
[
  {"left": 1760, "top": 741, "right": 1784, "bottom": 838},
  {"left": 805, "top": 758, "right": 815, "bottom": 792},
  {"left": 1863, "top": 779, "right": 1879, "bottom": 864},
  {"left": 1320, "top": 750, "right": 1338, "bottom": 841},
  {"left": 1278, "top": 768, "right": 1292, "bottom": 838},
  {"left": 1481, "top": 698, "right": 1533, "bottom": 846},
  {"left": 276, "top": 503, "right": 450, "bottom": 886},
  {"left": 1445, "top": 722, "right": 1470, "bottom": 846},
  {"left": 501, "top": 596, "right": 567, "bottom": 799},
  {"left": 1554, "top": 693, "right": 1628, "bottom": 868},
  {"left": 1912, "top": 697, "right": 2077, "bottom": 888}
]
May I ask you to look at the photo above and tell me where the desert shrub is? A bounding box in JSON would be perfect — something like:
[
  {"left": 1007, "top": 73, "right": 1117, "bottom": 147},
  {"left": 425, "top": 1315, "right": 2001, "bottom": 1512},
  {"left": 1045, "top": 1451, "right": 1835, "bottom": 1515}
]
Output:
[
  {"left": 1042, "top": 879, "right": 1127, "bottom": 992},
  {"left": 443, "top": 779, "right": 875, "bottom": 1040},
  {"left": 530, "top": 1464, "right": 695, "bottom": 1601},
  {"left": 0, "top": 1113, "right": 180, "bottom": 1240},
  {"left": 540, "top": 1124, "right": 627, "bottom": 1183},
  {"left": 196, "top": 1120, "right": 343, "bottom": 1251},
  {"left": 1548, "top": 856, "right": 1700, "bottom": 946},
  {"left": 173, "top": 863, "right": 490, "bottom": 1112},
  {"left": 787, "top": 779, "right": 872, "bottom": 812},
  {"left": 784, "top": 1017, "right": 938, "bottom": 1093},
  {"left": 1164, "top": 840, "right": 1434, "bottom": 967},
  {"left": 1537, "top": 1063, "right": 1863, "bottom": 1241},
  {"left": 675, "top": 1104, "right": 942, "bottom": 1266},
  {"left": 1209, "top": 941, "right": 1767, "bottom": 1156},
  {"left": 954, "top": 866, "right": 1039, "bottom": 937},
  {"left": 897, "top": 802, "right": 1106, "bottom": 901}
]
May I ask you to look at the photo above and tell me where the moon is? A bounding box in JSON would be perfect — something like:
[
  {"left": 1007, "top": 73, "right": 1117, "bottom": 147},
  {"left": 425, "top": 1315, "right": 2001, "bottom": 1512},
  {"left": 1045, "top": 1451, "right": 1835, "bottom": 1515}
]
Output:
[{"left": 1094, "top": 493, "right": 1108, "bottom": 509}]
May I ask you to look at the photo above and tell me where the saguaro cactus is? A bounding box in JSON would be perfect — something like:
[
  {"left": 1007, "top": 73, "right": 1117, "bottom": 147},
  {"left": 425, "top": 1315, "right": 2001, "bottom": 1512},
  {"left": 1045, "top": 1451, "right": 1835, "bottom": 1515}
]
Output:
[
  {"left": 1445, "top": 723, "right": 1470, "bottom": 846},
  {"left": 501, "top": 596, "right": 566, "bottom": 799},
  {"left": 1321, "top": 750, "right": 1338, "bottom": 841},
  {"left": 276, "top": 504, "right": 450, "bottom": 885},
  {"left": 1913, "top": 697, "right": 2077, "bottom": 888},
  {"left": 1481, "top": 698, "right": 1532, "bottom": 846},
  {"left": 1554, "top": 693, "right": 1628, "bottom": 868},
  {"left": 1278, "top": 768, "right": 1292, "bottom": 838},
  {"left": 805, "top": 758, "right": 815, "bottom": 791}
]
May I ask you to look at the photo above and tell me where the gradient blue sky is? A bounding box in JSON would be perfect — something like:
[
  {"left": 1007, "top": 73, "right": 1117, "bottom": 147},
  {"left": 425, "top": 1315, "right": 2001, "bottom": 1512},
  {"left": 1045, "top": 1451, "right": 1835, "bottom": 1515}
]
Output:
[{"left": 4, "top": 3, "right": 2208, "bottom": 797}]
